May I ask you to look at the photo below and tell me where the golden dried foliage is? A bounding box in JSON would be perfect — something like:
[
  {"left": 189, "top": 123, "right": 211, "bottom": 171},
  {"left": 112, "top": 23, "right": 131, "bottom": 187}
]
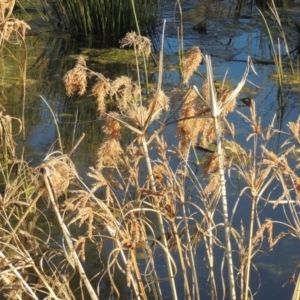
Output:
[
  {"left": 261, "top": 146, "right": 292, "bottom": 175},
  {"left": 224, "top": 140, "right": 248, "bottom": 164},
  {"left": 249, "top": 101, "right": 262, "bottom": 135},
  {"left": 0, "top": 0, "right": 14, "bottom": 22},
  {"left": 252, "top": 219, "right": 286, "bottom": 250},
  {"left": 293, "top": 176, "right": 300, "bottom": 199},
  {"left": 126, "top": 218, "right": 147, "bottom": 249},
  {"left": 64, "top": 56, "right": 88, "bottom": 96},
  {"left": 195, "top": 81, "right": 236, "bottom": 148},
  {"left": 103, "top": 112, "right": 122, "bottom": 140},
  {"left": 287, "top": 116, "right": 300, "bottom": 143},
  {"left": 182, "top": 47, "right": 203, "bottom": 84},
  {"left": 126, "top": 103, "right": 148, "bottom": 128},
  {"left": 96, "top": 139, "right": 123, "bottom": 170},
  {"left": 92, "top": 78, "right": 110, "bottom": 115},
  {"left": 176, "top": 88, "right": 200, "bottom": 156},
  {"left": 126, "top": 257, "right": 132, "bottom": 287},
  {"left": 40, "top": 156, "right": 75, "bottom": 197},
  {"left": 153, "top": 164, "right": 169, "bottom": 183},
  {"left": 202, "top": 152, "right": 219, "bottom": 177},
  {"left": 0, "top": 19, "right": 31, "bottom": 43},
  {"left": 204, "top": 173, "right": 221, "bottom": 197},
  {"left": 69, "top": 207, "right": 94, "bottom": 239},
  {"left": 120, "top": 31, "right": 152, "bottom": 58},
  {"left": 74, "top": 236, "right": 86, "bottom": 262},
  {"left": 63, "top": 190, "right": 92, "bottom": 212},
  {"left": 218, "top": 88, "right": 235, "bottom": 116},
  {"left": 161, "top": 193, "right": 176, "bottom": 220},
  {"left": 0, "top": 113, "right": 21, "bottom": 159},
  {"left": 110, "top": 76, "right": 140, "bottom": 111},
  {"left": 147, "top": 90, "right": 169, "bottom": 121}
]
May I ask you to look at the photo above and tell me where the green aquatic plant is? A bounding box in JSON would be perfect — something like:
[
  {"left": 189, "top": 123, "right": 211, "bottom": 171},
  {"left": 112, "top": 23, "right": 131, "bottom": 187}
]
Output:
[{"left": 53, "top": 0, "right": 159, "bottom": 37}]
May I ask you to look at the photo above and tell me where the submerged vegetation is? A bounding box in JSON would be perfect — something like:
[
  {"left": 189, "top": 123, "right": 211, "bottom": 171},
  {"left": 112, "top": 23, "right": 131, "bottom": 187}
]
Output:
[{"left": 1, "top": 0, "right": 300, "bottom": 300}]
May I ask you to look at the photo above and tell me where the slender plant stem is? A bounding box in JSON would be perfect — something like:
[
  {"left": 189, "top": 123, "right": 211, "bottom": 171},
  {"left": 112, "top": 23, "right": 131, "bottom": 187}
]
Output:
[
  {"left": 206, "top": 55, "right": 236, "bottom": 300},
  {"left": 141, "top": 135, "right": 178, "bottom": 300},
  {"left": 43, "top": 174, "right": 99, "bottom": 300}
]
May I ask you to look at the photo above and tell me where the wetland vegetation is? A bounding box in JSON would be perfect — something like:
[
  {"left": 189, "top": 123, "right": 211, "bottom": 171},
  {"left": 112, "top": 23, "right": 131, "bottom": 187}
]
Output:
[{"left": 1, "top": 0, "right": 300, "bottom": 300}]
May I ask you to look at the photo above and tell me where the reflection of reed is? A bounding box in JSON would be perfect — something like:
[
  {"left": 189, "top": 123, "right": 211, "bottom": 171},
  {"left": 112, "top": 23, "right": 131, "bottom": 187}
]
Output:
[{"left": 52, "top": 0, "right": 159, "bottom": 37}]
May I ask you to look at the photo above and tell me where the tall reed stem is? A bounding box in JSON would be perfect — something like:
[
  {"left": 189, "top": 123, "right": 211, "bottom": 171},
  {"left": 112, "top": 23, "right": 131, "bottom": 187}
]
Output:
[
  {"left": 206, "top": 56, "right": 236, "bottom": 300},
  {"left": 43, "top": 174, "right": 99, "bottom": 300}
]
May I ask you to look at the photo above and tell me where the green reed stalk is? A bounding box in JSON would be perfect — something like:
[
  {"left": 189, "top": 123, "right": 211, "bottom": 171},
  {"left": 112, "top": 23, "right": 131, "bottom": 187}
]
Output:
[
  {"left": 268, "top": 0, "right": 294, "bottom": 73},
  {"left": 55, "top": 0, "right": 158, "bottom": 37},
  {"left": 257, "top": 7, "right": 283, "bottom": 87},
  {"left": 176, "top": 0, "right": 184, "bottom": 73},
  {"left": 130, "top": 0, "right": 150, "bottom": 93}
]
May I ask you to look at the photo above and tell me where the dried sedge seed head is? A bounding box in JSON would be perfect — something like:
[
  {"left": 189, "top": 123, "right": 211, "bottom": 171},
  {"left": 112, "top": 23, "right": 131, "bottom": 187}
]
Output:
[
  {"left": 202, "top": 80, "right": 209, "bottom": 101},
  {"left": 96, "top": 139, "right": 123, "bottom": 170},
  {"left": 110, "top": 76, "right": 140, "bottom": 111},
  {"left": 126, "top": 103, "right": 148, "bottom": 128},
  {"left": 287, "top": 116, "right": 300, "bottom": 143},
  {"left": 176, "top": 89, "right": 200, "bottom": 157},
  {"left": 1, "top": 18, "right": 31, "bottom": 42},
  {"left": 153, "top": 164, "right": 169, "bottom": 183},
  {"left": 182, "top": 47, "right": 203, "bottom": 85},
  {"left": 218, "top": 88, "right": 236, "bottom": 116},
  {"left": 204, "top": 173, "right": 220, "bottom": 196},
  {"left": 0, "top": 0, "right": 13, "bottom": 22},
  {"left": 293, "top": 177, "right": 300, "bottom": 198},
  {"left": 202, "top": 152, "right": 219, "bottom": 177},
  {"left": 92, "top": 78, "right": 111, "bottom": 115},
  {"left": 120, "top": 31, "right": 152, "bottom": 58},
  {"left": 40, "top": 156, "right": 75, "bottom": 197},
  {"left": 147, "top": 90, "right": 169, "bottom": 121},
  {"left": 197, "top": 118, "right": 217, "bottom": 148},
  {"left": 64, "top": 56, "right": 88, "bottom": 96},
  {"left": 260, "top": 146, "right": 279, "bottom": 167},
  {"left": 103, "top": 112, "right": 122, "bottom": 140}
]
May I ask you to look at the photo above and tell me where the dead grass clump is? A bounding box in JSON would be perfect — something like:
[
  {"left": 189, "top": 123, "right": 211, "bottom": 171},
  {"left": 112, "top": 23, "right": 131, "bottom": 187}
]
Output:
[
  {"left": 110, "top": 76, "right": 140, "bottom": 112},
  {"left": 147, "top": 90, "right": 169, "bottom": 121},
  {"left": 96, "top": 139, "right": 124, "bottom": 170},
  {"left": 182, "top": 47, "right": 203, "bottom": 84},
  {"left": 39, "top": 155, "right": 76, "bottom": 197},
  {"left": 120, "top": 31, "right": 152, "bottom": 58},
  {"left": 102, "top": 112, "right": 122, "bottom": 140},
  {"left": 92, "top": 78, "right": 111, "bottom": 115},
  {"left": 64, "top": 56, "right": 88, "bottom": 96},
  {"left": 176, "top": 88, "right": 200, "bottom": 156},
  {"left": 252, "top": 219, "right": 286, "bottom": 250},
  {"left": 287, "top": 116, "right": 300, "bottom": 144}
]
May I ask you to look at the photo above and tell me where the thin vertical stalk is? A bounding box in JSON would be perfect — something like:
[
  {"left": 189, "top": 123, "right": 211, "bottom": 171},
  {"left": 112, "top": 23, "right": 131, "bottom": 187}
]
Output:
[
  {"left": 206, "top": 56, "right": 236, "bottom": 300},
  {"left": 141, "top": 135, "right": 178, "bottom": 300},
  {"left": 244, "top": 196, "right": 256, "bottom": 300},
  {"left": 130, "top": 0, "right": 149, "bottom": 92},
  {"left": 43, "top": 174, "right": 99, "bottom": 300},
  {"left": 176, "top": 0, "right": 184, "bottom": 71},
  {"left": 170, "top": 218, "right": 192, "bottom": 300},
  {"left": 182, "top": 202, "right": 201, "bottom": 300}
]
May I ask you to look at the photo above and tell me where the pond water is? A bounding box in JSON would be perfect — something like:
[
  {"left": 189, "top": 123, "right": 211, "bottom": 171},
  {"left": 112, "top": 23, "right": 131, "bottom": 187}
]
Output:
[{"left": 2, "top": 0, "right": 300, "bottom": 299}]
